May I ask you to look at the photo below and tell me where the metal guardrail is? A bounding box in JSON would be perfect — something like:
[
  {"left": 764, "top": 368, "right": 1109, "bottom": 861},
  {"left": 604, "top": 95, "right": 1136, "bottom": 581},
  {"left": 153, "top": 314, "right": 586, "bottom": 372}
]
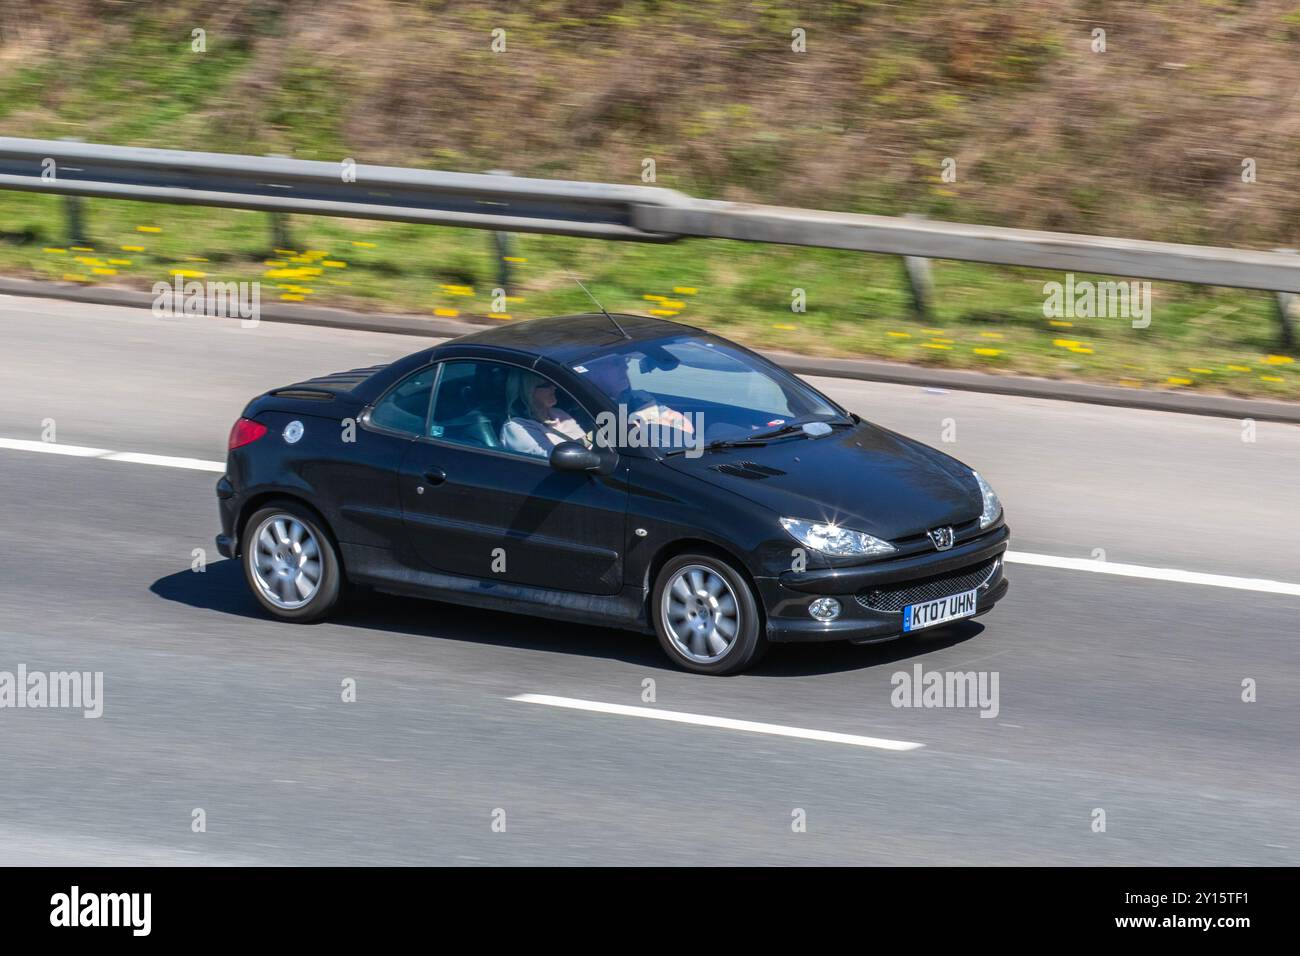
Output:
[
  {"left": 0, "top": 138, "right": 689, "bottom": 240},
  {"left": 2, "top": 137, "right": 1299, "bottom": 325},
  {"left": 633, "top": 201, "right": 1300, "bottom": 297}
]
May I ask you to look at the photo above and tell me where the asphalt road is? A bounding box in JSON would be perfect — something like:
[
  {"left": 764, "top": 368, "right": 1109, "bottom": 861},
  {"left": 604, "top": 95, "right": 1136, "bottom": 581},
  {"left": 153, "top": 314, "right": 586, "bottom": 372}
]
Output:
[{"left": 1, "top": 295, "right": 1297, "bottom": 865}]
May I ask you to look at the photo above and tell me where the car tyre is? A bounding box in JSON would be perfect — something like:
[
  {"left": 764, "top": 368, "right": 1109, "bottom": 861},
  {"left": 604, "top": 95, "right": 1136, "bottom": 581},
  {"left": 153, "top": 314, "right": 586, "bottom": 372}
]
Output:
[
  {"left": 652, "top": 553, "right": 766, "bottom": 675},
  {"left": 242, "top": 502, "right": 343, "bottom": 622}
]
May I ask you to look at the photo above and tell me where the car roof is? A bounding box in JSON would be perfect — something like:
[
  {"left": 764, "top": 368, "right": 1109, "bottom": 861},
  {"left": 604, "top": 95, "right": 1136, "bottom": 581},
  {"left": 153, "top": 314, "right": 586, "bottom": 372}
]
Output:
[
  {"left": 344, "top": 313, "right": 709, "bottom": 404},
  {"left": 448, "top": 312, "right": 702, "bottom": 365}
]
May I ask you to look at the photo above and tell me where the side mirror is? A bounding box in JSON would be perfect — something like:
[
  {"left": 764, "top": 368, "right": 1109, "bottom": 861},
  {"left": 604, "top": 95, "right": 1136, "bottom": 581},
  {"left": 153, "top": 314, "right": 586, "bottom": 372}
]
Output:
[{"left": 550, "top": 441, "right": 603, "bottom": 472}]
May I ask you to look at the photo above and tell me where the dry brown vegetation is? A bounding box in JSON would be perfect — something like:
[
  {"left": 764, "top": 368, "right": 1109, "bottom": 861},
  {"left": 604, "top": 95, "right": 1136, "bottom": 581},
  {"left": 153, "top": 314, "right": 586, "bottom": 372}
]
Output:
[{"left": 1, "top": 0, "right": 1298, "bottom": 246}]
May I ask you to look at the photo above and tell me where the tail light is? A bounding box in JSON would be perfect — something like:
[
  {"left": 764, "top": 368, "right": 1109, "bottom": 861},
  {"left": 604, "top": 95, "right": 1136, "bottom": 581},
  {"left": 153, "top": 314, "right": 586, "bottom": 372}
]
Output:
[{"left": 228, "top": 417, "right": 268, "bottom": 450}]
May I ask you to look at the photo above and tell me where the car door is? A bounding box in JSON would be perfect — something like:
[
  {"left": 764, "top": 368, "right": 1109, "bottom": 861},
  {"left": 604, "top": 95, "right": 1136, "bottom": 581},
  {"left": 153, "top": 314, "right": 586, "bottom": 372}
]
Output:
[
  {"left": 398, "top": 357, "right": 628, "bottom": 595},
  {"left": 340, "top": 364, "right": 439, "bottom": 551}
]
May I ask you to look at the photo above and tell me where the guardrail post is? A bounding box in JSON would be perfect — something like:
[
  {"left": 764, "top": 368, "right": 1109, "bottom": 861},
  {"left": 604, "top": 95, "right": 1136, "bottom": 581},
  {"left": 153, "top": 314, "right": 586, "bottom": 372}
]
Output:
[
  {"left": 269, "top": 212, "right": 292, "bottom": 253},
  {"left": 59, "top": 137, "right": 88, "bottom": 245},
  {"left": 267, "top": 154, "right": 293, "bottom": 252},
  {"left": 901, "top": 213, "right": 935, "bottom": 321},
  {"left": 1273, "top": 249, "right": 1297, "bottom": 350},
  {"left": 488, "top": 170, "right": 514, "bottom": 294},
  {"left": 63, "top": 195, "right": 88, "bottom": 246}
]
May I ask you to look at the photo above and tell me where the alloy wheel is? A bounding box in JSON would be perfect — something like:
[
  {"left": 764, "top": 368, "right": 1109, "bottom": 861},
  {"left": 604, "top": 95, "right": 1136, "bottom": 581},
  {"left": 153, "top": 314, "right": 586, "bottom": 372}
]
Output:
[
  {"left": 661, "top": 564, "right": 741, "bottom": 664},
  {"left": 250, "top": 513, "right": 324, "bottom": 610}
]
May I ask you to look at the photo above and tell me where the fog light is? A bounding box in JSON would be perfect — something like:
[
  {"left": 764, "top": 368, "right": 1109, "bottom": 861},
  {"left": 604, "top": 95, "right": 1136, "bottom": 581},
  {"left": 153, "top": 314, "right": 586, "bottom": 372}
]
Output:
[{"left": 808, "top": 597, "right": 841, "bottom": 622}]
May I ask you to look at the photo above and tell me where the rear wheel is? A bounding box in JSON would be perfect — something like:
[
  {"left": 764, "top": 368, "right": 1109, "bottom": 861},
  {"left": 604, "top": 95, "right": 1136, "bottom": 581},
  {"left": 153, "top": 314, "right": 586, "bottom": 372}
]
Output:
[
  {"left": 652, "top": 553, "right": 766, "bottom": 675},
  {"left": 242, "top": 503, "right": 342, "bottom": 622}
]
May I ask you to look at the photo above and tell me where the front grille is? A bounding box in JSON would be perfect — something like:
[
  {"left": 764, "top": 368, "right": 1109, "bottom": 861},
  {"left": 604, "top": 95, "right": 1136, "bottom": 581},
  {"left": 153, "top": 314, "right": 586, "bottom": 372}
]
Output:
[
  {"left": 854, "top": 559, "right": 999, "bottom": 613},
  {"left": 892, "top": 518, "right": 984, "bottom": 553}
]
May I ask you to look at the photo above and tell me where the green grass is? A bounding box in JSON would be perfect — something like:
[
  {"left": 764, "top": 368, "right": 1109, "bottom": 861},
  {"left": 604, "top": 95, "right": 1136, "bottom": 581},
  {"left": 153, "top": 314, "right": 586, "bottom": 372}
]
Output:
[{"left": 1, "top": 191, "right": 1295, "bottom": 399}]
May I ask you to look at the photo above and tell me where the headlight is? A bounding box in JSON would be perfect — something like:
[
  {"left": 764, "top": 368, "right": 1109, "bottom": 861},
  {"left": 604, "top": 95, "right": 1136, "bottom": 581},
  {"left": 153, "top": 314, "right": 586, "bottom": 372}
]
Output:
[
  {"left": 973, "top": 471, "right": 1002, "bottom": 529},
  {"left": 780, "top": 517, "right": 896, "bottom": 557}
]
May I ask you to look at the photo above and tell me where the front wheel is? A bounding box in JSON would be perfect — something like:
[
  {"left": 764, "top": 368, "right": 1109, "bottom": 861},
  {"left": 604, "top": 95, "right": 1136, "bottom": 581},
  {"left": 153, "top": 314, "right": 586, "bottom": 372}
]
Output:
[
  {"left": 652, "top": 554, "right": 766, "bottom": 675},
  {"left": 242, "top": 503, "right": 342, "bottom": 622}
]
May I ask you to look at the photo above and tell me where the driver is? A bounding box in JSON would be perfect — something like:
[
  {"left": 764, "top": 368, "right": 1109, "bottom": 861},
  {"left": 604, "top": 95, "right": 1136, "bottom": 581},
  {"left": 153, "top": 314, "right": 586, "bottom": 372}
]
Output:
[{"left": 584, "top": 353, "right": 695, "bottom": 436}]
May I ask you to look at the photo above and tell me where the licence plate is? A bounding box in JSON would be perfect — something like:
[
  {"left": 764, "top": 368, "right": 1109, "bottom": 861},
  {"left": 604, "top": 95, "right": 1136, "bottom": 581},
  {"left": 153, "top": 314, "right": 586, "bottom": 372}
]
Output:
[{"left": 902, "top": 588, "right": 977, "bottom": 633}]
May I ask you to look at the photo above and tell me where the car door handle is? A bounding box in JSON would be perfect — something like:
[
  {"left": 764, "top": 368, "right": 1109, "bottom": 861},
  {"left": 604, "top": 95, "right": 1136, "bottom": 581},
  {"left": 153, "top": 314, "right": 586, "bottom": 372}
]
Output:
[{"left": 422, "top": 469, "right": 447, "bottom": 485}]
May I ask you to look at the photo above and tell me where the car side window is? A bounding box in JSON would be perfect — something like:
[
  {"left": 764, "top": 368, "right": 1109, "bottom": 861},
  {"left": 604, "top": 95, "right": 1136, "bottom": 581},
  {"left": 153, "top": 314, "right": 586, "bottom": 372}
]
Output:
[
  {"left": 369, "top": 366, "right": 436, "bottom": 435},
  {"left": 429, "top": 359, "right": 593, "bottom": 459}
]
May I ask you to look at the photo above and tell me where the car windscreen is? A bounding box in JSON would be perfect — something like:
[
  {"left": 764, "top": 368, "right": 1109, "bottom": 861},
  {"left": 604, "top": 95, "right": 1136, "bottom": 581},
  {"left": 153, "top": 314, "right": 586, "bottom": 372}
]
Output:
[{"left": 573, "top": 335, "right": 841, "bottom": 443}]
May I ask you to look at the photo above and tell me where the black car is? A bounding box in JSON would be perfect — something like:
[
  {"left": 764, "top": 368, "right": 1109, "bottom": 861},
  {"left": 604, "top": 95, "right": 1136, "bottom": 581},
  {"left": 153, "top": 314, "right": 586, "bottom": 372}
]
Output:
[{"left": 216, "top": 313, "right": 1009, "bottom": 674}]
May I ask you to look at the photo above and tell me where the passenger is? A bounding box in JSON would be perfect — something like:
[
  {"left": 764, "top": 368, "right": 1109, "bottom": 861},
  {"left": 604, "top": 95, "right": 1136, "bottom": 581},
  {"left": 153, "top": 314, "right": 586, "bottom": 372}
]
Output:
[{"left": 499, "top": 370, "right": 588, "bottom": 458}]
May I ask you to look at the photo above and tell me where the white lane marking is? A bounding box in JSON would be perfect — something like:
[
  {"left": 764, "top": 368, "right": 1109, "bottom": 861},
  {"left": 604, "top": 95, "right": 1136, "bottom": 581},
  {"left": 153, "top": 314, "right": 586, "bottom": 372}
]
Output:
[
  {"left": 0, "top": 437, "right": 223, "bottom": 472},
  {"left": 509, "top": 694, "right": 924, "bottom": 751},
  {"left": 1005, "top": 550, "right": 1300, "bottom": 597},
  {"left": 100, "top": 451, "right": 225, "bottom": 472},
  {"left": 0, "top": 437, "right": 108, "bottom": 457}
]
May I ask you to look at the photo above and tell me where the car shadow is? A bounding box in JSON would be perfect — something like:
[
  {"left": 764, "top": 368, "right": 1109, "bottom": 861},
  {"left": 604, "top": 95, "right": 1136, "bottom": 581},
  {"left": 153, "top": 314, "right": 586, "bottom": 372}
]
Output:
[
  {"left": 150, "top": 559, "right": 983, "bottom": 677},
  {"left": 150, "top": 559, "right": 668, "bottom": 669}
]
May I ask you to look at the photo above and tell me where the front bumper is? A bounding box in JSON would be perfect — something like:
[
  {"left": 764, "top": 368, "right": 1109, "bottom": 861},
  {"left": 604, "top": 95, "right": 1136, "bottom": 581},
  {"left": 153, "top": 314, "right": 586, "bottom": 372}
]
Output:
[{"left": 756, "top": 524, "right": 1010, "bottom": 643}]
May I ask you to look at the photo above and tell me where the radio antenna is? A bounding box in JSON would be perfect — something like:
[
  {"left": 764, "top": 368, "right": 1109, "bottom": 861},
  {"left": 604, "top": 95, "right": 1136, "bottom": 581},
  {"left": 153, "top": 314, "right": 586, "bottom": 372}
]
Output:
[{"left": 569, "top": 272, "right": 630, "bottom": 339}]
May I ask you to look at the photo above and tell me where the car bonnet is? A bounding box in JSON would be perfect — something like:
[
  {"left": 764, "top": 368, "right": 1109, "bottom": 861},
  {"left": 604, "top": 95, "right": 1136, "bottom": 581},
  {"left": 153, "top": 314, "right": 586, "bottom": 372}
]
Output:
[{"left": 661, "top": 421, "right": 981, "bottom": 542}]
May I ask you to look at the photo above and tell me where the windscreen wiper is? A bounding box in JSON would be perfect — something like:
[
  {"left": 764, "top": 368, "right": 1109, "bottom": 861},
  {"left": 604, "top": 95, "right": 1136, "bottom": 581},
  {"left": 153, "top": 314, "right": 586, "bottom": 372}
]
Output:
[
  {"left": 662, "top": 429, "right": 786, "bottom": 457},
  {"left": 702, "top": 418, "right": 850, "bottom": 452}
]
